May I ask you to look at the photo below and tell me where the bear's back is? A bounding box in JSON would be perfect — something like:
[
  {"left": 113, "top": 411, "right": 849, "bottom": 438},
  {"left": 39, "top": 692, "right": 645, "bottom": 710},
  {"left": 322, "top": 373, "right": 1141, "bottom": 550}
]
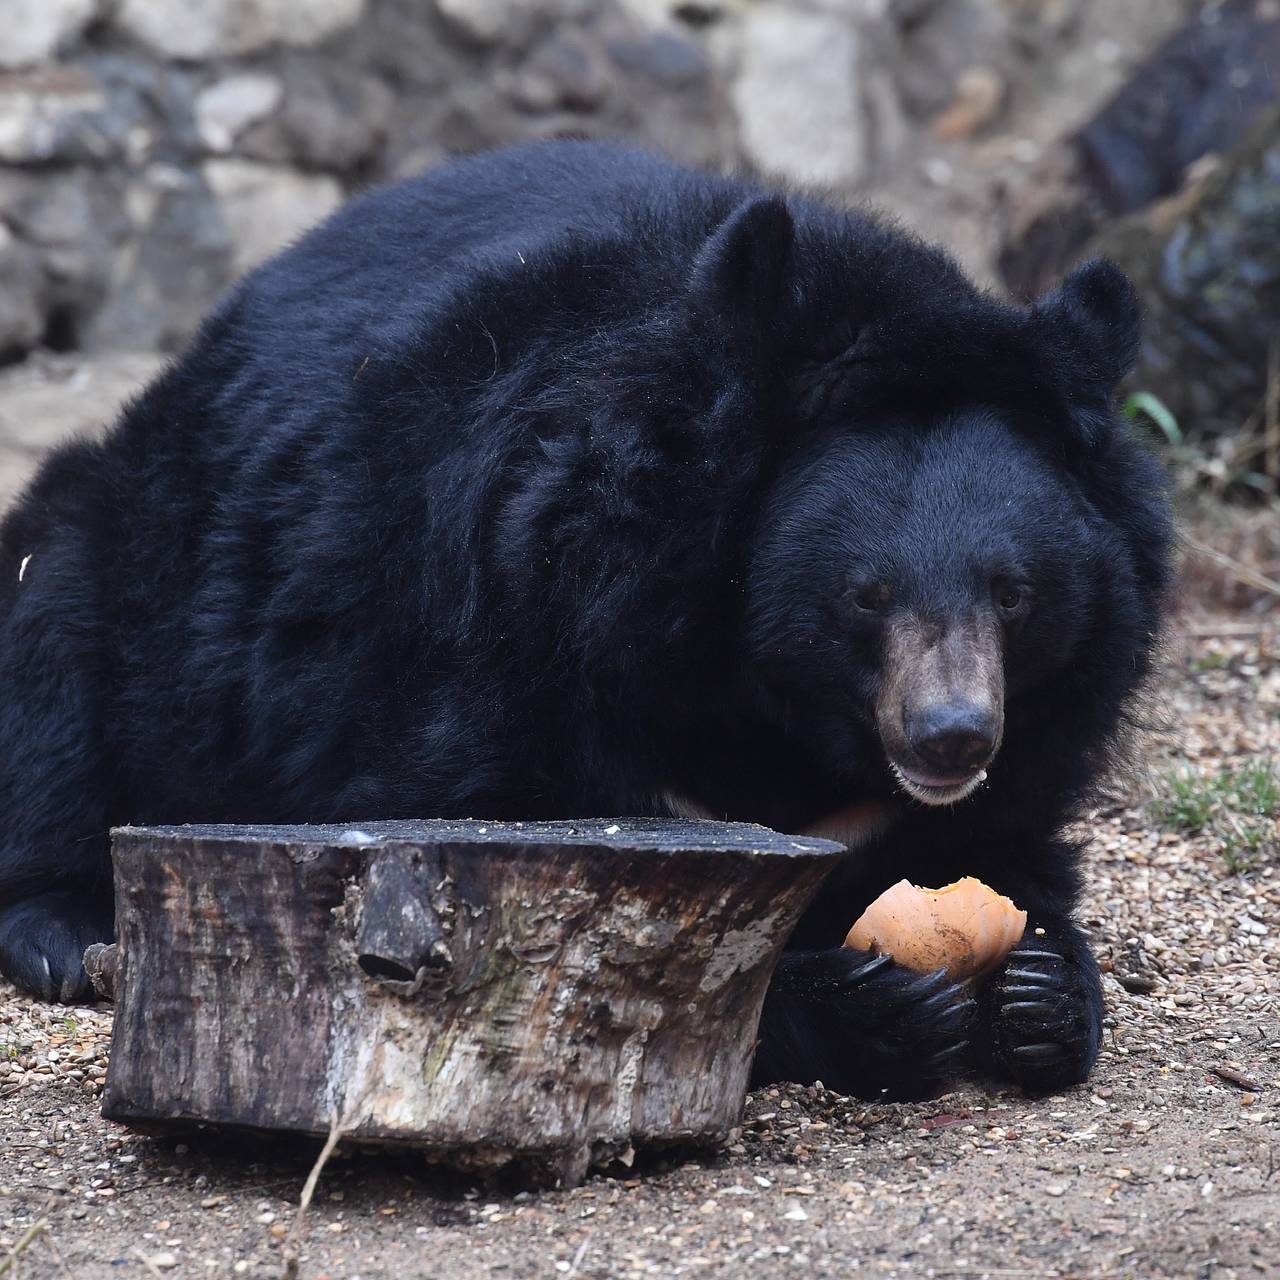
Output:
[{"left": 201, "top": 142, "right": 741, "bottom": 378}]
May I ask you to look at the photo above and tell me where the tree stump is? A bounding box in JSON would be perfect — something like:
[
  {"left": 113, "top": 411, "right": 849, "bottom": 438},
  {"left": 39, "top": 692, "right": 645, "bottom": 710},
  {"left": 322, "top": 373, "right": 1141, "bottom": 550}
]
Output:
[{"left": 98, "top": 819, "right": 841, "bottom": 1186}]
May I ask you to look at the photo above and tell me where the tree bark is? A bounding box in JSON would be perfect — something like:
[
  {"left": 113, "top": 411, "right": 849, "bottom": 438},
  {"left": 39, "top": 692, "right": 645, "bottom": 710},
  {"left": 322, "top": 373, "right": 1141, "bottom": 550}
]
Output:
[{"left": 98, "top": 818, "right": 840, "bottom": 1186}]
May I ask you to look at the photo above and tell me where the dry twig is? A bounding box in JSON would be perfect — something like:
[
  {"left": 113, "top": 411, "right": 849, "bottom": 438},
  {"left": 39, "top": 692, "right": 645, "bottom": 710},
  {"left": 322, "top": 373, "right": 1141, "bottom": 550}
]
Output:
[
  {"left": 131, "top": 1247, "right": 167, "bottom": 1280},
  {"left": 1265, "top": 337, "right": 1279, "bottom": 487},
  {"left": 1211, "top": 1064, "right": 1264, "bottom": 1092},
  {"left": 0, "top": 1221, "right": 48, "bottom": 1278},
  {"left": 1175, "top": 622, "right": 1266, "bottom": 638},
  {"left": 1179, "top": 532, "right": 1280, "bottom": 600},
  {"left": 281, "top": 1110, "right": 352, "bottom": 1280}
]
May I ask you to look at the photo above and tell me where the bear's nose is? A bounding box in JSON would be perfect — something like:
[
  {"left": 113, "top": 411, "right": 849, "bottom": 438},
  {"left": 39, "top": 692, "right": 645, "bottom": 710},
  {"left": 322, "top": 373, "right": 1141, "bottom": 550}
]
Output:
[{"left": 907, "top": 704, "right": 997, "bottom": 776}]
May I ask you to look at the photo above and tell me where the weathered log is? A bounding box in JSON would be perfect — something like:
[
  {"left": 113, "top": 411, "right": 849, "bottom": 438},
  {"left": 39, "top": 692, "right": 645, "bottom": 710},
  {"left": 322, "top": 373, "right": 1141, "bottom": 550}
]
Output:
[
  {"left": 999, "top": 2, "right": 1280, "bottom": 299},
  {"left": 99, "top": 819, "right": 840, "bottom": 1186},
  {"left": 1087, "top": 103, "right": 1280, "bottom": 450}
]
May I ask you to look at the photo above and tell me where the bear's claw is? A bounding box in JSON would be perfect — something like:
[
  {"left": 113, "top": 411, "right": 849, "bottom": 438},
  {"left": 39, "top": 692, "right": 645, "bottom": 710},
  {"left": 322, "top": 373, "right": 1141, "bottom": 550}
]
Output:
[
  {"left": 979, "top": 932, "right": 1103, "bottom": 1093},
  {"left": 842, "top": 952, "right": 894, "bottom": 985}
]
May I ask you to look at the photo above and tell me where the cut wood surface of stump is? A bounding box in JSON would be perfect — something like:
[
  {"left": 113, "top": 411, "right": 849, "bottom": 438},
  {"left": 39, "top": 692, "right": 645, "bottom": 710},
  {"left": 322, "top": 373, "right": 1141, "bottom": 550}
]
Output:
[{"left": 100, "top": 819, "right": 842, "bottom": 1185}]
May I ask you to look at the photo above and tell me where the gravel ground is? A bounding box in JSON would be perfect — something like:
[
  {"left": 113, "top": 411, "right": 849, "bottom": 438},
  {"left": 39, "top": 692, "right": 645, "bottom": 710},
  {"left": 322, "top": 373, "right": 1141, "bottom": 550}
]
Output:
[{"left": 1, "top": 607, "right": 1276, "bottom": 1280}]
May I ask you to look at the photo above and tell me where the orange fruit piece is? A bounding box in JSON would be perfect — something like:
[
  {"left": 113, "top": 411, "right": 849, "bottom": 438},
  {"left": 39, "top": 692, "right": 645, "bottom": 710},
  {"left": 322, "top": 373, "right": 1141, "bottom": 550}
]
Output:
[{"left": 844, "top": 876, "right": 1028, "bottom": 981}]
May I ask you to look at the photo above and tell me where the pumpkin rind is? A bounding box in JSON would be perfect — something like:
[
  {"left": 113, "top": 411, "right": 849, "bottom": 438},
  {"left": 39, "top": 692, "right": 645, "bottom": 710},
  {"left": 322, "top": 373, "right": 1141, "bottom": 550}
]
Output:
[{"left": 844, "top": 876, "right": 1027, "bottom": 980}]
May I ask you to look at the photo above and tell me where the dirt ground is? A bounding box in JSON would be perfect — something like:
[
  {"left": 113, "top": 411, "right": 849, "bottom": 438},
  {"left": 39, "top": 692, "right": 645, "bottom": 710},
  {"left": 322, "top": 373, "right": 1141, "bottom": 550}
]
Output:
[{"left": 0, "top": 358, "right": 1276, "bottom": 1279}]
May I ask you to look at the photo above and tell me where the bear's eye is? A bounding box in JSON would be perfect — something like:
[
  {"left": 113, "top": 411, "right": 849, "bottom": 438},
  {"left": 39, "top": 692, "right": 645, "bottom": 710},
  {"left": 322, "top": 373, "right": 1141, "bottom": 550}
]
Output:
[
  {"left": 993, "top": 580, "right": 1031, "bottom": 616},
  {"left": 848, "top": 582, "right": 893, "bottom": 615}
]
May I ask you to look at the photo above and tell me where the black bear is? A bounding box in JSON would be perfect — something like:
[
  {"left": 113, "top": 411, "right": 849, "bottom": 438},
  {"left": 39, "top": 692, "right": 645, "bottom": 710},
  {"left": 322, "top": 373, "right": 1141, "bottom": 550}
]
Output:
[{"left": 0, "top": 142, "right": 1170, "bottom": 1101}]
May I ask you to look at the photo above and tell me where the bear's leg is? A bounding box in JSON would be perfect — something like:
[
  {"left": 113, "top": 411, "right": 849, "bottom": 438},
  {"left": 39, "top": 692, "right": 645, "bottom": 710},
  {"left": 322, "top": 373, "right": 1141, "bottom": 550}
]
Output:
[
  {"left": 751, "top": 948, "right": 976, "bottom": 1099},
  {"left": 975, "top": 918, "right": 1103, "bottom": 1093},
  {"left": 0, "top": 709, "right": 114, "bottom": 1003},
  {"left": 0, "top": 508, "right": 115, "bottom": 1002}
]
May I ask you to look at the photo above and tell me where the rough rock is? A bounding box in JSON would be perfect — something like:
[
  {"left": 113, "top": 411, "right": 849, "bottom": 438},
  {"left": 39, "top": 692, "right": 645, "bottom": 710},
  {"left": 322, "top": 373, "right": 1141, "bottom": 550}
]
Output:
[
  {"left": 239, "top": 58, "right": 392, "bottom": 171},
  {"left": 435, "top": 0, "right": 541, "bottom": 45},
  {"left": 87, "top": 163, "right": 230, "bottom": 351},
  {"left": 730, "top": 6, "right": 865, "bottom": 190},
  {"left": 893, "top": 0, "right": 1009, "bottom": 119},
  {"left": 604, "top": 28, "right": 708, "bottom": 88},
  {"left": 0, "top": 168, "right": 128, "bottom": 348},
  {"left": 0, "top": 227, "right": 46, "bottom": 356},
  {"left": 117, "top": 0, "right": 367, "bottom": 61},
  {"left": 202, "top": 159, "right": 343, "bottom": 276},
  {"left": 0, "top": 0, "right": 99, "bottom": 71},
  {"left": 519, "top": 29, "right": 609, "bottom": 111},
  {"left": 88, "top": 51, "right": 205, "bottom": 161},
  {"left": 196, "top": 73, "right": 284, "bottom": 153}
]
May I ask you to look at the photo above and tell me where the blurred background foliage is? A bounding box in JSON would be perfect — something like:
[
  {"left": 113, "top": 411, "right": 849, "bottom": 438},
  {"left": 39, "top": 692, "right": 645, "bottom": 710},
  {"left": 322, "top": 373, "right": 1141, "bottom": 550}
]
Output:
[{"left": 0, "top": 0, "right": 1276, "bottom": 610}]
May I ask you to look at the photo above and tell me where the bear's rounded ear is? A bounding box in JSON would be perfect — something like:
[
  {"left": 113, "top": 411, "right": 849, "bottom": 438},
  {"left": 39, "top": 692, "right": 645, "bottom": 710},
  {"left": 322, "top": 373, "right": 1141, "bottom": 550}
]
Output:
[
  {"left": 688, "top": 195, "right": 795, "bottom": 328},
  {"left": 1035, "top": 258, "right": 1142, "bottom": 393}
]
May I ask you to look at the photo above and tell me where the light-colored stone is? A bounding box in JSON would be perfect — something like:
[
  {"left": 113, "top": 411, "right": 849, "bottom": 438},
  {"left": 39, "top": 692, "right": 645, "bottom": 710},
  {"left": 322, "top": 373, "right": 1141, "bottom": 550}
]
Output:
[
  {"left": 730, "top": 7, "right": 866, "bottom": 191},
  {"left": 117, "top": 0, "right": 366, "bottom": 60},
  {"left": 203, "top": 159, "right": 342, "bottom": 277},
  {"left": 196, "top": 74, "right": 284, "bottom": 153},
  {"left": 0, "top": 69, "right": 106, "bottom": 163},
  {"left": 0, "top": 0, "right": 98, "bottom": 69},
  {"left": 434, "top": 0, "right": 526, "bottom": 43}
]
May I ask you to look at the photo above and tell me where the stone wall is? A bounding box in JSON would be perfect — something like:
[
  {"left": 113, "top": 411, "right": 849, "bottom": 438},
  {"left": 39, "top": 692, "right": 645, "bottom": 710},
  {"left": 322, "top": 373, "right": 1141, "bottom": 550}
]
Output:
[
  {"left": 0, "top": 0, "right": 1182, "bottom": 359},
  {"left": 0, "top": 0, "right": 735, "bottom": 356}
]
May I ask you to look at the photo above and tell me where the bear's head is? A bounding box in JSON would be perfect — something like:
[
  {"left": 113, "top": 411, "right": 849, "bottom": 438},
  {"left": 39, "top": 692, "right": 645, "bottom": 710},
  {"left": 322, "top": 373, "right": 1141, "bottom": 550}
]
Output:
[{"left": 688, "top": 195, "right": 1172, "bottom": 813}]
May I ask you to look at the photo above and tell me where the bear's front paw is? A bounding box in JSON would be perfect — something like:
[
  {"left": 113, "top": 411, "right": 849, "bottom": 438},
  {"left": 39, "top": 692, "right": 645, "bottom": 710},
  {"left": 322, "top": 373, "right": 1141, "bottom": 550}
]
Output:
[
  {"left": 847, "top": 955, "right": 977, "bottom": 1100},
  {"left": 980, "top": 937, "right": 1102, "bottom": 1093},
  {"left": 753, "top": 948, "right": 976, "bottom": 1101},
  {"left": 0, "top": 891, "right": 111, "bottom": 1004}
]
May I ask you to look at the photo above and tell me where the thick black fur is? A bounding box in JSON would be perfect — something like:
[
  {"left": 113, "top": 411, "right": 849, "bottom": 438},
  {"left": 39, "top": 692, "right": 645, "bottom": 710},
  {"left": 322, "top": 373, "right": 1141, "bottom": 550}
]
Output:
[{"left": 0, "top": 142, "right": 1170, "bottom": 1099}]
